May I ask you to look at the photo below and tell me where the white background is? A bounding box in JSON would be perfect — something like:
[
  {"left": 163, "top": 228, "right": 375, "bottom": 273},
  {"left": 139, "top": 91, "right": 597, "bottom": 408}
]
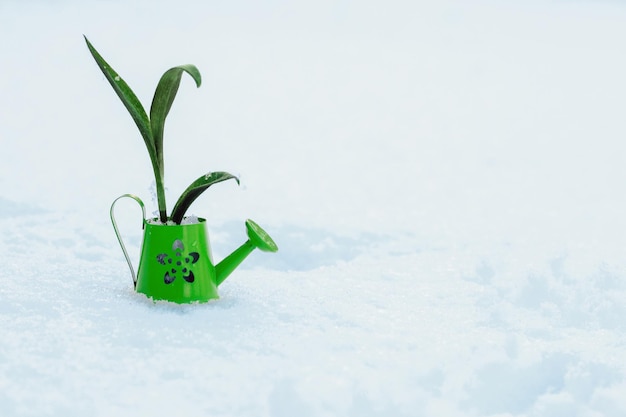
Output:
[{"left": 1, "top": 0, "right": 626, "bottom": 415}]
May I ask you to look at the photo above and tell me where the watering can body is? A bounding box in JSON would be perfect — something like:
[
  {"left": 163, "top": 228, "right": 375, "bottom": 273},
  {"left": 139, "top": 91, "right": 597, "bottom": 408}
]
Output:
[
  {"left": 136, "top": 219, "right": 219, "bottom": 303},
  {"left": 111, "top": 194, "right": 277, "bottom": 304}
]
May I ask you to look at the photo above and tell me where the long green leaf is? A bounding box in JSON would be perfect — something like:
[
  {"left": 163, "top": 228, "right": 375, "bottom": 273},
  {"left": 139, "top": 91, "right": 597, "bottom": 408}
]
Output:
[
  {"left": 85, "top": 36, "right": 171, "bottom": 221},
  {"left": 150, "top": 65, "right": 201, "bottom": 179},
  {"left": 84, "top": 36, "right": 156, "bottom": 165},
  {"left": 171, "top": 172, "right": 239, "bottom": 224}
]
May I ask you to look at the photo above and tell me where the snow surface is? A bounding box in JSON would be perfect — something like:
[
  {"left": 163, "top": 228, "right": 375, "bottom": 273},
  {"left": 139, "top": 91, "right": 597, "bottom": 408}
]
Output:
[{"left": 2, "top": 0, "right": 626, "bottom": 415}]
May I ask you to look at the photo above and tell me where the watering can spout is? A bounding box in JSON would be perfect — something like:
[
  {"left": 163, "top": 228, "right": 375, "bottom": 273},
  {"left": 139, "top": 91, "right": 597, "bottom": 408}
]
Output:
[{"left": 215, "top": 219, "right": 278, "bottom": 286}]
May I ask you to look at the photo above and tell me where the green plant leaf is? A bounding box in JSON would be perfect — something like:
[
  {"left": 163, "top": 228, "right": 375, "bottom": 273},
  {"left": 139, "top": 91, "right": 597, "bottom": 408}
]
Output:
[
  {"left": 170, "top": 172, "right": 239, "bottom": 224},
  {"left": 150, "top": 65, "right": 202, "bottom": 179},
  {"left": 84, "top": 36, "right": 155, "bottom": 163},
  {"left": 85, "top": 36, "right": 170, "bottom": 222}
]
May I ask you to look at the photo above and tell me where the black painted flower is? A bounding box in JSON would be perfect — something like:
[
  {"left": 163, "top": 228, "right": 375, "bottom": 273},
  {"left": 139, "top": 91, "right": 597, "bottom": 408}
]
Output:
[{"left": 156, "top": 239, "right": 200, "bottom": 284}]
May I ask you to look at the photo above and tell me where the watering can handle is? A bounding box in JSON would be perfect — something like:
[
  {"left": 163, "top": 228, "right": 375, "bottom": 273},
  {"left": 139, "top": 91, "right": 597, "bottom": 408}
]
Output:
[{"left": 110, "top": 194, "right": 146, "bottom": 289}]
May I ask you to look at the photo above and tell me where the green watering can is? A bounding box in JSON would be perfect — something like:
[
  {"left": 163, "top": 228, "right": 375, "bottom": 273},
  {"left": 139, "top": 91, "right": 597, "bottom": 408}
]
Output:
[{"left": 110, "top": 194, "right": 278, "bottom": 303}]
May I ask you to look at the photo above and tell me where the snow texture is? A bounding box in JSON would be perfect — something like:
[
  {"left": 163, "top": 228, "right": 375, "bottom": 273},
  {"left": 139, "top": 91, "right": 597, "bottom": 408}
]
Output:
[{"left": 1, "top": 0, "right": 626, "bottom": 416}]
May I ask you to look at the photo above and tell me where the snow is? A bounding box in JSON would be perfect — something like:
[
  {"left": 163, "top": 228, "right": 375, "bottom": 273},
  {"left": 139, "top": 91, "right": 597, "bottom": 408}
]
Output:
[
  {"left": 1, "top": 0, "right": 626, "bottom": 416},
  {"left": 180, "top": 215, "right": 200, "bottom": 225}
]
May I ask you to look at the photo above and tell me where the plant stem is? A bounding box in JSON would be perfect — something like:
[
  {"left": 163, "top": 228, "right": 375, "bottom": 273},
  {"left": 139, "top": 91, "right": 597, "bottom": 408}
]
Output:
[{"left": 152, "top": 165, "right": 168, "bottom": 223}]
